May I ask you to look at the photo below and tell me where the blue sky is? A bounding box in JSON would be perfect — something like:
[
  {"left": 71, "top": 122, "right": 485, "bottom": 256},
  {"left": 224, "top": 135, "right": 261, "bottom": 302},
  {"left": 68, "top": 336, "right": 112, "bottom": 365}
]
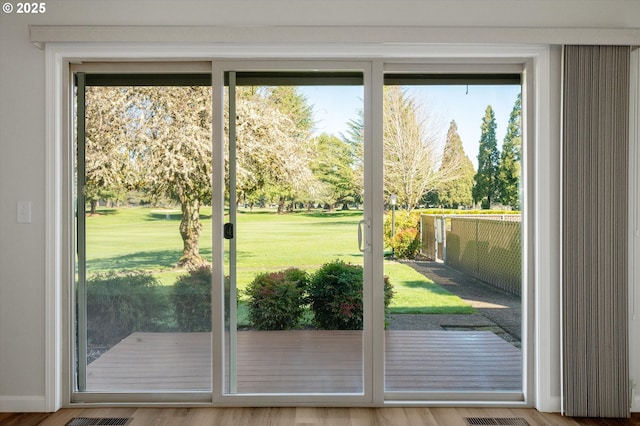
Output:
[{"left": 299, "top": 84, "right": 521, "bottom": 170}]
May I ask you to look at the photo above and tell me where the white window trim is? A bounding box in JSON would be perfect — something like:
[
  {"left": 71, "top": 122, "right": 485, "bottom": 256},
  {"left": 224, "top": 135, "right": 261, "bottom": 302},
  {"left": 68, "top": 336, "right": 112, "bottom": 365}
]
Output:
[
  {"left": 31, "top": 25, "right": 640, "bottom": 47},
  {"left": 44, "top": 41, "right": 559, "bottom": 411}
]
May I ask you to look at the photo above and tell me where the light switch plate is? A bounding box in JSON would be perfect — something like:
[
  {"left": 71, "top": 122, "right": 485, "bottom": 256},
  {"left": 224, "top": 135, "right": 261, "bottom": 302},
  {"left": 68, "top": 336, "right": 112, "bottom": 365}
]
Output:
[{"left": 17, "top": 201, "right": 32, "bottom": 224}]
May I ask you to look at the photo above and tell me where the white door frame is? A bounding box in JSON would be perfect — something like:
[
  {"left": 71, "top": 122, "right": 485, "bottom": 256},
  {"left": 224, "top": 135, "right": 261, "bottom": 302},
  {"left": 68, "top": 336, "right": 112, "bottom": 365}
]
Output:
[
  {"left": 45, "top": 42, "right": 557, "bottom": 409},
  {"left": 380, "top": 60, "right": 530, "bottom": 405},
  {"left": 211, "top": 60, "right": 378, "bottom": 405}
]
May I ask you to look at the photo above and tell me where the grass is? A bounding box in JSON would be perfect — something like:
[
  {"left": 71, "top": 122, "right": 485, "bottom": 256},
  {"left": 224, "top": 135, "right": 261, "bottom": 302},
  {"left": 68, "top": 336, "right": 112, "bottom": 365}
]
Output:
[
  {"left": 385, "top": 262, "right": 475, "bottom": 314},
  {"left": 233, "top": 208, "right": 364, "bottom": 285},
  {"left": 85, "top": 206, "right": 473, "bottom": 314}
]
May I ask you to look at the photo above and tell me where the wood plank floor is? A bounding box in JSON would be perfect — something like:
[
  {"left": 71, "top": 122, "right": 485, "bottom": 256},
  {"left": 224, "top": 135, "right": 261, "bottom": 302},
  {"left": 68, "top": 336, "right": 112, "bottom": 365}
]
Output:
[
  {"left": 3, "top": 407, "right": 639, "bottom": 426},
  {"left": 86, "top": 330, "right": 521, "bottom": 393}
]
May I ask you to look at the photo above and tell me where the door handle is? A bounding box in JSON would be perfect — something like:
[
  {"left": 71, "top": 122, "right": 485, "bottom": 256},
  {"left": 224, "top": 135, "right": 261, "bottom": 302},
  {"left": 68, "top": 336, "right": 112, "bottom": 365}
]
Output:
[
  {"left": 224, "top": 223, "right": 234, "bottom": 239},
  {"left": 358, "top": 219, "right": 371, "bottom": 253}
]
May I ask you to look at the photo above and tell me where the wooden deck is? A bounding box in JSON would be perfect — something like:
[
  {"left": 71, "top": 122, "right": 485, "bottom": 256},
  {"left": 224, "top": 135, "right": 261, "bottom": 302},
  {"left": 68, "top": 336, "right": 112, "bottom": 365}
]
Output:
[{"left": 86, "top": 330, "right": 522, "bottom": 393}]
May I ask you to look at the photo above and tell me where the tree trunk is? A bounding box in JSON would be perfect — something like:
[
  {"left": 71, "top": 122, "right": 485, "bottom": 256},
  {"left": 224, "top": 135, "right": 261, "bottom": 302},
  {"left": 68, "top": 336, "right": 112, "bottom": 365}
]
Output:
[
  {"left": 177, "top": 198, "right": 205, "bottom": 269},
  {"left": 277, "top": 196, "right": 286, "bottom": 214},
  {"left": 90, "top": 199, "right": 98, "bottom": 215}
]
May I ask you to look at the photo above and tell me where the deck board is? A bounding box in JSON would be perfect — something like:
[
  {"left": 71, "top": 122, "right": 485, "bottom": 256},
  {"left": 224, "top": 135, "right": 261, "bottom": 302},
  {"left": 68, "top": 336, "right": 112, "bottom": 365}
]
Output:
[{"left": 86, "top": 330, "right": 522, "bottom": 393}]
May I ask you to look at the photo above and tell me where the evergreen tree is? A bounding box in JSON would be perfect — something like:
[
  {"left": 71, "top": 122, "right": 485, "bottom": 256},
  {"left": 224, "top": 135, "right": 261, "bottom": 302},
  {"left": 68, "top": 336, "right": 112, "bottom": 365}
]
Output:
[
  {"left": 473, "top": 105, "right": 500, "bottom": 209},
  {"left": 498, "top": 94, "right": 522, "bottom": 210},
  {"left": 266, "top": 86, "right": 315, "bottom": 136},
  {"left": 308, "top": 133, "right": 358, "bottom": 210},
  {"left": 437, "top": 120, "right": 475, "bottom": 208}
]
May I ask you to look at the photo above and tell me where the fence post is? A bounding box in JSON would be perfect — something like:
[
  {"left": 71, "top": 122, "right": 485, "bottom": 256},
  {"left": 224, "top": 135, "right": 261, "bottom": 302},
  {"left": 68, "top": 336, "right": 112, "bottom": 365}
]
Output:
[
  {"left": 434, "top": 216, "right": 438, "bottom": 260},
  {"left": 475, "top": 218, "right": 480, "bottom": 275},
  {"left": 419, "top": 214, "right": 423, "bottom": 256},
  {"left": 441, "top": 215, "right": 447, "bottom": 262}
]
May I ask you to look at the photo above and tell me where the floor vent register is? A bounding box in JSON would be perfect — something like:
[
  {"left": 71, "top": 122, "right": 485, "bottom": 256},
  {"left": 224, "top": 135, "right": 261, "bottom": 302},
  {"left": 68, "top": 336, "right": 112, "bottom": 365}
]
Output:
[
  {"left": 465, "top": 418, "right": 530, "bottom": 426},
  {"left": 65, "top": 418, "right": 132, "bottom": 426}
]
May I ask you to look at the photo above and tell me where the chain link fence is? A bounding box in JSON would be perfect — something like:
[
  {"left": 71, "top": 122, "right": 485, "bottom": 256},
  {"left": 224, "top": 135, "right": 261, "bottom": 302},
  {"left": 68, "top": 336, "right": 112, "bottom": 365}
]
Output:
[
  {"left": 421, "top": 215, "right": 437, "bottom": 260},
  {"left": 421, "top": 214, "right": 522, "bottom": 296}
]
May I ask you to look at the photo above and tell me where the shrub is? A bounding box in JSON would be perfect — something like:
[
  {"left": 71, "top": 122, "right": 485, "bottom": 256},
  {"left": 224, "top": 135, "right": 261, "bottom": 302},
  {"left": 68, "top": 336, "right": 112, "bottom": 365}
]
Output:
[
  {"left": 308, "top": 260, "right": 363, "bottom": 330},
  {"left": 383, "top": 210, "right": 422, "bottom": 258},
  {"left": 172, "top": 265, "right": 213, "bottom": 332},
  {"left": 390, "top": 227, "right": 421, "bottom": 258},
  {"left": 86, "top": 271, "right": 170, "bottom": 346},
  {"left": 308, "top": 260, "right": 395, "bottom": 330},
  {"left": 383, "top": 274, "right": 394, "bottom": 327},
  {"left": 245, "top": 268, "right": 308, "bottom": 330},
  {"left": 172, "top": 265, "right": 231, "bottom": 331}
]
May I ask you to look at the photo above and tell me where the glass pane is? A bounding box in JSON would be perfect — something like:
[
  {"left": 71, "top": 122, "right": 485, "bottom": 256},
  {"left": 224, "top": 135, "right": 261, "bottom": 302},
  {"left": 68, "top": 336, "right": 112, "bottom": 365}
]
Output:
[
  {"left": 77, "top": 84, "right": 213, "bottom": 392},
  {"left": 224, "top": 78, "right": 365, "bottom": 394},
  {"left": 382, "top": 83, "right": 523, "bottom": 393}
]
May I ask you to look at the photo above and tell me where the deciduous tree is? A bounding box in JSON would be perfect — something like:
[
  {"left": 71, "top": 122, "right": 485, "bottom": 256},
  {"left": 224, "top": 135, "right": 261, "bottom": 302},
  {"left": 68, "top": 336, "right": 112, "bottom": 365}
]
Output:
[
  {"left": 129, "top": 86, "right": 213, "bottom": 269},
  {"left": 230, "top": 87, "right": 315, "bottom": 214},
  {"left": 382, "top": 87, "right": 453, "bottom": 211},
  {"left": 85, "top": 85, "right": 214, "bottom": 268},
  {"left": 84, "top": 87, "right": 138, "bottom": 214},
  {"left": 347, "top": 87, "right": 462, "bottom": 212}
]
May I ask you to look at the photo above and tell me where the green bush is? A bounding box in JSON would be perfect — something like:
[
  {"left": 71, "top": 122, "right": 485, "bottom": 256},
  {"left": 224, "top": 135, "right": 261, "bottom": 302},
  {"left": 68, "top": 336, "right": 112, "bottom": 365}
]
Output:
[
  {"left": 86, "top": 271, "right": 170, "bottom": 346},
  {"left": 383, "top": 274, "right": 395, "bottom": 327},
  {"left": 172, "top": 265, "right": 231, "bottom": 331},
  {"left": 390, "top": 227, "right": 421, "bottom": 258},
  {"left": 384, "top": 210, "right": 422, "bottom": 258},
  {"left": 172, "top": 265, "right": 213, "bottom": 332},
  {"left": 245, "top": 268, "right": 308, "bottom": 330},
  {"left": 308, "top": 260, "right": 394, "bottom": 330}
]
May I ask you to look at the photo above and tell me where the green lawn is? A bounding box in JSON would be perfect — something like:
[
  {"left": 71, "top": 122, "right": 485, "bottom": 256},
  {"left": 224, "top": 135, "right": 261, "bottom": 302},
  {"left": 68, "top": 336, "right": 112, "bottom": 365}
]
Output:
[
  {"left": 233, "top": 209, "right": 364, "bottom": 286},
  {"left": 384, "top": 262, "right": 474, "bottom": 314},
  {"left": 85, "top": 206, "right": 472, "bottom": 314}
]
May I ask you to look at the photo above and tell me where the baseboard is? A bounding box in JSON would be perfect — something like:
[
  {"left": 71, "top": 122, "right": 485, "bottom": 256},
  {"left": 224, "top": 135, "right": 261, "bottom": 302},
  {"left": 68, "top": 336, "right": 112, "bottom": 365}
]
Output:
[
  {"left": 0, "top": 395, "right": 46, "bottom": 412},
  {"left": 632, "top": 395, "right": 640, "bottom": 413}
]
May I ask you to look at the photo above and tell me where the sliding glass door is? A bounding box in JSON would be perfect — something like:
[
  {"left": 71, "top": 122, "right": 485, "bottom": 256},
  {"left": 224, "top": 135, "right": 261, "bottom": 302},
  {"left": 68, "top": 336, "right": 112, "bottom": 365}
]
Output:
[
  {"left": 381, "top": 68, "right": 525, "bottom": 400},
  {"left": 72, "top": 60, "right": 528, "bottom": 404},
  {"left": 212, "top": 63, "right": 373, "bottom": 400},
  {"left": 74, "top": 72, "right": 214, "bottom": 394}
]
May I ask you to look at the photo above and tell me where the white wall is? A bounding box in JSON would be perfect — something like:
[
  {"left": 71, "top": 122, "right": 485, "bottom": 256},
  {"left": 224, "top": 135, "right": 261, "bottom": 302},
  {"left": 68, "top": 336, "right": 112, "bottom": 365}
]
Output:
[
  {"left": 0, "top": 0, "right": 639, "bottom": 413},
  {"left": 0, "top": 15, "right": 48, "bottom": 411},
  {"left": 3, "top": 0, "right": 640, "bottom": 28}
]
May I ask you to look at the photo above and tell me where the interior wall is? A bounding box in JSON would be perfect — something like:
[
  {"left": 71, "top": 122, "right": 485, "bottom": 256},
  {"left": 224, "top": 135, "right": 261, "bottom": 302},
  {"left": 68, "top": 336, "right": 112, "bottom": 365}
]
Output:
[
  {"left": 0, "top": 15, "right": 48, "bottom": 411},
  {"left": 0, "top": 0, "right": 638, "bottom": 412},
  {"left": 3, "top": 0, "right": 640, "bottom": 28}
]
